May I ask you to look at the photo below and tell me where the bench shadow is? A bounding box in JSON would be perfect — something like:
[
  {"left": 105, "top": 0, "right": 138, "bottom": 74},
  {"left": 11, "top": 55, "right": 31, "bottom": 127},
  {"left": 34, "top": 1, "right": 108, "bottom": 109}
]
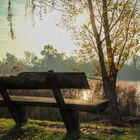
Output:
[
  {"left": 1, "top": 126, "right": 99, "bottom": 140},
  {"left": 62, "top": 133, "right": 98, "bottom": 140},
  {"left": 0, "top": 126, "right": 24, "bottom": 140},
  {"left": 1, "top": 127, "right": 81, "bottom": 140}
]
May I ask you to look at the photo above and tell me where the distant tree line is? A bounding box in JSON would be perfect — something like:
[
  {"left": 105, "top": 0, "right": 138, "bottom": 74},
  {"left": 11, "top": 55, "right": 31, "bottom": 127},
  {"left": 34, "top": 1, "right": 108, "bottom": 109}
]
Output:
[
  {"left": 0, "top": 44, "right": 140, "bottom": 81},
  {"left": 0, "top": 44, "right": 94, "bottom": 76},
  {"left": 118, "top": 55, "right": 140, "bottom": 81}
]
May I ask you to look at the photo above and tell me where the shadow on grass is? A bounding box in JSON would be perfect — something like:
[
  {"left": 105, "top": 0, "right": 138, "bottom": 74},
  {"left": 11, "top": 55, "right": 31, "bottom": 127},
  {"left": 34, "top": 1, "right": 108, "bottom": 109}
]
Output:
[
  {"left": 57, "top": 134, "right": 99, "bottom": 140},
  {"left": 131, "top": 128, "right": 140, "bottom": 137},
  {"left": 0, "top": 125, "right": 99, "bottom": 140},
  {"left": 0, "top": 126, "right": 24, "bottom": 140},
  {"left": 1, "top": 122, "right": 138, "bottom": 140},
  {"left": 0, "top": 123, "right": 52, "bottom": 140}
]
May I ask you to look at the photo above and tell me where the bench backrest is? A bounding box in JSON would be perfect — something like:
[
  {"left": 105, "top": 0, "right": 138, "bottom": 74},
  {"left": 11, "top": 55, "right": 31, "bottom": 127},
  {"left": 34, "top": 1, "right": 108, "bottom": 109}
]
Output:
[
  {"left": 0, "top": 72, "right": 89, "bottom": 89},
  {"left": 0, "top": 71, "right": 95, "bottom": 134}
]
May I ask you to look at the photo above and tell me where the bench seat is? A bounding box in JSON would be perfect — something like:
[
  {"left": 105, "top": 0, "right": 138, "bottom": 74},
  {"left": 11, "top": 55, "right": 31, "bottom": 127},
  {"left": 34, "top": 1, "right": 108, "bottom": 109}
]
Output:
[{"left": 0, "top": 96, "right": 108, "bottom": 113}]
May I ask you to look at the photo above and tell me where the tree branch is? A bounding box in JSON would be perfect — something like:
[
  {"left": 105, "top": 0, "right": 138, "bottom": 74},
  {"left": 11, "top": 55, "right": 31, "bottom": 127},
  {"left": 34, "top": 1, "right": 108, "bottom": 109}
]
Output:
[
  {"left": 109, "top": 0, "right": 129, "bottom": 31},
  {"left": 109, "top": 0, "right": 119, "bottom": 27},
  {"left": 117, "top": 0, "right": 138, "bottom": 67},
  {"left": 84, "top": 25, "right": 99, "bottom": 54},
  {"left": 87, "top": 0, "right": 108, "bottom": 77}
]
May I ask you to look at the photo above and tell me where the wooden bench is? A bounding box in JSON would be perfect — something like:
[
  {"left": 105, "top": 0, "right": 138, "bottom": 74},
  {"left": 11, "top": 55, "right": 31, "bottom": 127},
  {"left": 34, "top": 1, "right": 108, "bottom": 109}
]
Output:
[{"left": 0, "top": 70, "right": 108, "bottom": 135}]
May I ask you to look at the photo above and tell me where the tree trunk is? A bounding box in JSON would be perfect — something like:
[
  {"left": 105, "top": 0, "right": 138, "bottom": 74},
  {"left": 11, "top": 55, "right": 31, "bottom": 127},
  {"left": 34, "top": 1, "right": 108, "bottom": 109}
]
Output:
[
  {"left": 87, "top": 0, "right": 121, "bottom": 125},
  {"left": 103, "top": 76, "right": 121, "bottom": 124},
  {"left": 101, "top": 0, "right": 121, "bottom": 124}
]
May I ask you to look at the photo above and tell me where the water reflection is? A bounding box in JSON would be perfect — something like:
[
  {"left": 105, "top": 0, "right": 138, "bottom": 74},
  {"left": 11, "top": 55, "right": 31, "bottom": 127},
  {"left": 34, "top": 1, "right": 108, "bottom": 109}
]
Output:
[{"left": 81, "top": 90, "right": 91, "bottom": 100}]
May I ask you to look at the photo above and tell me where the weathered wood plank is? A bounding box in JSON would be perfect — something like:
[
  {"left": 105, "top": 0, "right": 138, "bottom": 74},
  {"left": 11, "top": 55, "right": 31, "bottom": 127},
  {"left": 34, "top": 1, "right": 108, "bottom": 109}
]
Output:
[
  {"left": 0, "top": 72, "right": 89, "bottom": 89},
  {"left": 47, "top": 70, "right": 72, "bottom": 133},
  {"left": 0, "top": 96, "right": 108, "bottom": 113},
  {"left": 15, "top": 105, "right": 28, "bottom": 124},
  {"left": 67, "top": 109, "right": 80, "bottom": 135}
]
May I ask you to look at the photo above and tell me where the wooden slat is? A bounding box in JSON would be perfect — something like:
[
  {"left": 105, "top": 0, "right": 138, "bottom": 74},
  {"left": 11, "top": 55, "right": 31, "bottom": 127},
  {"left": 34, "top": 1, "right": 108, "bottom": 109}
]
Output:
[
  {"left": 0, "top": 96, "right": 108, "bottom": 113},
  {"left": 47, "top": 70, "right": 72, "bottom": 133},
  {"left": 0, "top": 72, "right": 89, "bottom": 89}
]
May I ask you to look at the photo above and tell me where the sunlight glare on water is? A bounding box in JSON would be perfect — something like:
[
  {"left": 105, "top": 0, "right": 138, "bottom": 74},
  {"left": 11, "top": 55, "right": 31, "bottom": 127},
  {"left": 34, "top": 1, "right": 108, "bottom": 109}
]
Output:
[{"left": 81, "top": 90, "right": 91, "bottom": 100}]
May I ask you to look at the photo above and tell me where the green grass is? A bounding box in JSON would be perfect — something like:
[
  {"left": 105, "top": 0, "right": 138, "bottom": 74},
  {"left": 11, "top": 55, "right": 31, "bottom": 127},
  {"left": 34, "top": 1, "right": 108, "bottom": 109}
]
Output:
[{"left": 0, "top": 119, "right": 139, "bottom": 140}]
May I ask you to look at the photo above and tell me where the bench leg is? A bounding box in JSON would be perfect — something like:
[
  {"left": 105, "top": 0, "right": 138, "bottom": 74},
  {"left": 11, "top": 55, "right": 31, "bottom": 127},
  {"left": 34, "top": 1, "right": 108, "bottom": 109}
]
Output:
[
  {"left": 16, "top": 105, "right": 28, "bottom": 125},
  {"left": 67, "top": 109, "right": 80, "bottom": 136},
  {"left": 0, "top": 82, "right": 21, "bottom": 125}
]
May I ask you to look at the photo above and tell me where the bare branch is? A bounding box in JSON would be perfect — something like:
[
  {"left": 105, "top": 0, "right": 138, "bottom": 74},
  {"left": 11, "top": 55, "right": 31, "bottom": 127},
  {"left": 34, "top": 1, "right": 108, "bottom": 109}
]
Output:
[
  {"left": 95, "top": 0, "right": 103, "bottom": 37},
  {"left": 102, "top": 0, "right": 113, "bottom": 59},
  {"left": 84, "top": 25, "right": 94, "bottom": 36},
  {"left": 111, "top": 20, "right": 122, "bottom": 43},
  {"left": 112, "top": 24, "right": 123, "bottom": 55},
  {"left": 84, "top": 25, "right": 99, "bottom": 54},
  {"left": 87, "top": 0, "right": 99, "bottom": 41},
  {"left": 107, "top": 0, "right": 112, "bottom": 7},
  {"left": 109, "top": 0, "right": 129, "bottom": 31},
  {"left": 117, "top": 0, "right": 138, "bottom": 66},
  {"left": 95, "top": 0, "right": 102, "bottom": 19},
  {"left": 109, "top": 0, "right": 119, "bottom": 27},
  {"left": 41, "top": 2, "right": 67, "bottom": 12},
  {"left": 87, "top": 0, "right": 108, "bottom": 77}
]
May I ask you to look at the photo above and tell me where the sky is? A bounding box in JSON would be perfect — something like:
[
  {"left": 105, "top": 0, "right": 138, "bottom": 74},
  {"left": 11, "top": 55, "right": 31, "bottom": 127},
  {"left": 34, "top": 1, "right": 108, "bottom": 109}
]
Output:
[{"left": 0, "top": 0, "right": 75, "bottom": 59}]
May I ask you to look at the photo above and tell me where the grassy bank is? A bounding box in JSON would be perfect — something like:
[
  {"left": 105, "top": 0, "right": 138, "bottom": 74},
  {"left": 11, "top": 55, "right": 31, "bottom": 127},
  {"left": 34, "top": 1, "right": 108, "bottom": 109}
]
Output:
[{"left": 0, "top": 119, "right": 139, "bottom": 140}]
